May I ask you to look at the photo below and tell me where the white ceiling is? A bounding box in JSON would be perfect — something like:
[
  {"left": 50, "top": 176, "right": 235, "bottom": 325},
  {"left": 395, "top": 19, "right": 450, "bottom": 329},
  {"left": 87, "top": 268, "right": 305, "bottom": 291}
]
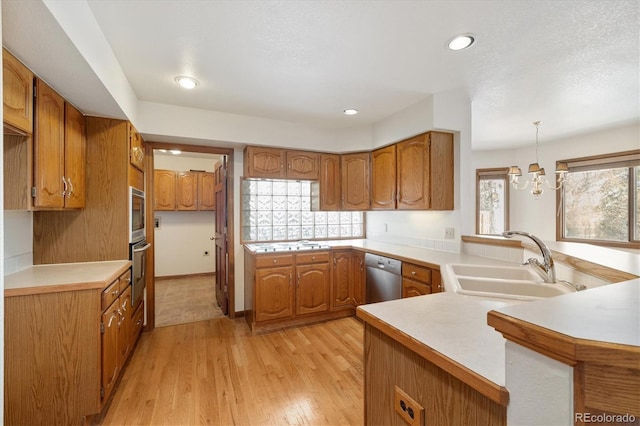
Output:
[{"left": 3, "top": 0, "right": 639, "bottom": 150}]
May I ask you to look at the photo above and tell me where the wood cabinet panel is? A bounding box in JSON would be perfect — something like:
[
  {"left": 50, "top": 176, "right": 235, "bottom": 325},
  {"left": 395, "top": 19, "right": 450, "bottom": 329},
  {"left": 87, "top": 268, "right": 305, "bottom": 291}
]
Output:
[
  {"left": 397, "top": 134, "right": 429, "bottom": 210},
  {"left": 429, "top": 131, "right": 454, "bottom": 210},
  {"left": 371, "top": 144, "right": 397, "bottom": 210},
  {"left": 5, "top": 290, "right": 101, "bottom": 425},
  {"left": 154, "top": 169, "right": 176, "bottom": 211},
  {"left": 255, "top": 253, "right": 294, "bottom": 268},
  {"left": 101, "top": 297, "right": 120, "bottom": 404},
  {"left": 255, "top": 266, "right": 294, "bottom": 322},
  {"left": 3, "top": 48, "right": 33, "bottom": 134},
  {"left": 296, "top": 263, "right": 331, "bottom": 316},
  {"left": 118, "top": 286, "right": 132, "bottom": 368},
  {"left": 176, "top": 171, "right": 198, "bottom": 210},
  {"left": 313, "top": 153, "right": 341, "bottom": 210},
  {"left": 33, "top": 79, "right": 65, "bottom": 208},
  {"left": 296, "top": 251, "right": 330, "bottom": 264},
  {"left": 332, "top": 251, "right": 353, "bottom": 309},
  {"left": 244, "top": 146, "right": 285, "bottom": 178},
  {"left": 341, "top": 152, "right": 370, "bottom": 210},
  {"left": 402, "top": 278, "right": 431, "bottom": 298},
  {"left": 3, "top": 133, "right": 32, "bottom": 210},
  {"left": 432, "top": 269, "right": 443, "bottom": 293},
  {"left": 64, "top": 103, "right": 86, "bottom": 208},
  {"left": 402, "top": 262, "right": 432, "bottom": 284},
  {"left": 352, "top": 251, "right": 365, "bottom": 306},
  {"left": 198, "top": 172, "right": 216, "bottom": 210},
  {"left": 286, "top": 150, "right": 320, "bottom": 179}
]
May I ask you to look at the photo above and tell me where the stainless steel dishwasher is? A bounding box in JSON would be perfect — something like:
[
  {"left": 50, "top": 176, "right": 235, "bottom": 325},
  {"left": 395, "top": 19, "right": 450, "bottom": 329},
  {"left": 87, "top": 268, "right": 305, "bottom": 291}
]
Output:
[{"left": 365, "top": 253, "right": 402, "bottom": 303}]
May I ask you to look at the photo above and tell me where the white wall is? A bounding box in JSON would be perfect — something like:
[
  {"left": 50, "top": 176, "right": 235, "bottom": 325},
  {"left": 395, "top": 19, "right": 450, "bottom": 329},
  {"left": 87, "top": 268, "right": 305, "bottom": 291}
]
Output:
[
  {"left": 153, "top": 153, "right": 218, "bottom": 277},
  {"left": 3, "top": 211, "right": 33, "bottom": 274},
  {"left": 366, "top": 90, "right": 472, "bottom": 251},
  {"left": 473, "top": 122, "right": 640, "bottom": 240},
  {"left": 1, "top": 1, "right": 5, "bottom": 415}
]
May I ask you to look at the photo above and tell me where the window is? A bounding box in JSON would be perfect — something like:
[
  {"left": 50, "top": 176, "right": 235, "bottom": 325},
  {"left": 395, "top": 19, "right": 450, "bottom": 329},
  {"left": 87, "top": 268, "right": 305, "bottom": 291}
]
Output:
[
  {"left": 476, "top": 168, "right": 509, "bottom": 235},
  {"left": 241, "top": 179, "right": 365, "bottom": 242},
  {"left": 557, "top": 150, "right": 640, "bottom": 248}
]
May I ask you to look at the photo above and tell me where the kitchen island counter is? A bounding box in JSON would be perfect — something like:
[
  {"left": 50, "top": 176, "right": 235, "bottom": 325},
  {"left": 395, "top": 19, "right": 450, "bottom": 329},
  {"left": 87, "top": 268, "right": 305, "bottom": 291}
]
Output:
[{"left": 4, "top": 260, "right": 131, "bottom": 297}]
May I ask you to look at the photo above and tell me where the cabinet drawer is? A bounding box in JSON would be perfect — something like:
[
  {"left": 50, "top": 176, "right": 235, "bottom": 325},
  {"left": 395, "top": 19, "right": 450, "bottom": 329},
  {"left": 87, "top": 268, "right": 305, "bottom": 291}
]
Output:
[
  {"left": 102, "top": 279, "right": 120, "bottom": 311},
  {"left": 402, "top": 263, "right": 432, "bottom": 284},
  {"left": 131, "top": 301, "right": 144, "bottom": 340},
  {"left": 296, "top": 251, "right": 330, "bottom": 264},
  {"left": 255, "top": 254, "right": 294, "bottom": 268},
  {"left": 118, "top": 269, "right": 132, "bottom": 293}
]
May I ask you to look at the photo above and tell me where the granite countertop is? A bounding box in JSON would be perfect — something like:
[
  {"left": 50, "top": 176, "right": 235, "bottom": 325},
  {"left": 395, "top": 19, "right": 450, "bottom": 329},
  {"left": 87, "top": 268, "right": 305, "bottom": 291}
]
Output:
[{"left": 4, "top": 260, "right": 131, "bottom": 297}]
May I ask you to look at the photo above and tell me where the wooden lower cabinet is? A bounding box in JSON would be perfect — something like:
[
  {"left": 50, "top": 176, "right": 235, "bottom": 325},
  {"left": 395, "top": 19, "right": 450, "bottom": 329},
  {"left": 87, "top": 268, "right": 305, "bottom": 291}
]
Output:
[
  {"left": 4, "top": 266, "right": 143, "bottom": 425},
  {"left": 245, "top": 249, "right": 355, "bottom": 333},
  {"left": 402, "top": 262, "right": 443, "bottom": 297},
  {"left": 364, "top": 324, "right": 506, "bottom": 425},
  {"left": 332, "top": 250, "right": 365, "bottom": 310}
]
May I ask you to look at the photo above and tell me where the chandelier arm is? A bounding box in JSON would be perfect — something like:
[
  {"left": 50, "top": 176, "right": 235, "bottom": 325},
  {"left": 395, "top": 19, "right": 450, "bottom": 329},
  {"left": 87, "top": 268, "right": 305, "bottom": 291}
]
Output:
[{"left": 511, "top": 180, "right": 532, "bottom": 191}]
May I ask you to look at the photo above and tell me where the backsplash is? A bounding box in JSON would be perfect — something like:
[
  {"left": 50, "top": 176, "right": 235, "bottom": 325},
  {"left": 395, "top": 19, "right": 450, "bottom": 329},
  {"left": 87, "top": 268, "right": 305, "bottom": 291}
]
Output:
[
  {"left": 4, "top": 210, "right": 34, "bottom": 275},
  {"left": 369, "top": 233, "right": 461, "bottom": 253}
]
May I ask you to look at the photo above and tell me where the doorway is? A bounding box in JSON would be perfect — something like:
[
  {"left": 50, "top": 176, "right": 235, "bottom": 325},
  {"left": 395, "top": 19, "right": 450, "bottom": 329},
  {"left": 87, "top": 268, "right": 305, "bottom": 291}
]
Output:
[{"left": 144, "top": 142, "right": 235, "bottom": 331}]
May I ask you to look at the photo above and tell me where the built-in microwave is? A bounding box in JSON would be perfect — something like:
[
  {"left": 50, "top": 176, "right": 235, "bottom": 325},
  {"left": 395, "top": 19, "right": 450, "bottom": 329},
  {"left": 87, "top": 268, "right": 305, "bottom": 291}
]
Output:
[{"left": 129, "top": 186, "right": 145, "bottom": 243}]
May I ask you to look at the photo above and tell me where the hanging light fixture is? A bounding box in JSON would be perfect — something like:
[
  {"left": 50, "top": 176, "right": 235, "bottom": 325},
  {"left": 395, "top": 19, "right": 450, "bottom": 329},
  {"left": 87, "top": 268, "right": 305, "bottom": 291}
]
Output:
[{"left": 507, "top": 121, "right": 569, "bottom": 198}]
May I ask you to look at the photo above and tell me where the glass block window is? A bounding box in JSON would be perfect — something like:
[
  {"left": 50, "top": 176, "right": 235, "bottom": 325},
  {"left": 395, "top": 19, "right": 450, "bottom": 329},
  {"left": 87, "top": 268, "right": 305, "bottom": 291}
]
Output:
[{"left": 242, "top": 179, "right": 365, "bottom": 242}]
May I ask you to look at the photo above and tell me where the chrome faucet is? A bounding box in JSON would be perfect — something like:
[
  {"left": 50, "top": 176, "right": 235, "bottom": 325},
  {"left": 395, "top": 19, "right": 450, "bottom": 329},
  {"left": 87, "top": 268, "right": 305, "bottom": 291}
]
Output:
[{"left": 502, "top": 231, "right": 557, "bottom": 283}]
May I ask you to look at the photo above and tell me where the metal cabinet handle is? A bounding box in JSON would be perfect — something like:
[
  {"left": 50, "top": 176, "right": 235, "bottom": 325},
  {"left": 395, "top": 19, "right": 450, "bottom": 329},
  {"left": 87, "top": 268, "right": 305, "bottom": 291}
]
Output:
[
  {"left": 411, "top": 271, "right": 416, "bottom": 276},
  {"left": 112, "top": 289, "right": 119, "bottom": 296},
  {"left": 107, "top": 314, "right": 117, "bottom": 328},
  {"left": 273, "top": 259, "right": 277, "bottom": 263},
  {"left": 136, "top": 319, "right": 143, "bottom": 326},
  {"left": 62, "top": 176, "right": 68, "bottom": 197},
  {"left": 67, "top": 178, "right": 74, "bottom": 197},
  {"left": 312, "top": 256, "right": 316, "bottom": 261}
]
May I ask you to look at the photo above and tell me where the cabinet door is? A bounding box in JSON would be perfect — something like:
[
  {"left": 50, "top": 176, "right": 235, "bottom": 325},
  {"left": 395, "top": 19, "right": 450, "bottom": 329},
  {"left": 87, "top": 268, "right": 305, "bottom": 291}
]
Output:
[
  {"left": 255, "top": 266, "right": 294, "bottom": 322},
  {"left": 198, "top": 172, "right": 216, "bottom": 210},
  {"left": 286, "top": 150, "right": 320, "bottom": 179},
  {"left": 397, "top": 134, "right": 429, "bottom": 210},
  {"left": 64, "top": 103, "right": 86, "bottom": 208},
  {"left": 429, "top": 132, "right": 454, "bottom": 210},
  {"left": 341, "top": 152, "right": 370, "bottom": 210},
  {"left": 352, "top": 251, "right": 365, "bottom": 306},
  {"left": 118, "top": 286, "right": 132, "bottom": 366},
  {"left": 371, "top": 144, "right": 397, "bottom": 210},
  {"left": 332, "top": 251, "right": 353, "bottom": 309},
  {"left": 317, "top": 154, "right": 341, "bottom": 210},
  {"left": 2, "top": 48, "right": 33, "bottom": 133},
  {"left": 402, "top": 278, "right": 431, "bottom": 298},
  {"left": 244, "top": 146, "right": 285, "bottom": 178},
  {"left": 432, "top": 269, "right": 443, "bottom": 293},
  {"left": 101, "top": 300, "right": 120, "bottom": 403},
  {"left": 176, "top": 171, "right": 198, "bottom": 210},
  {"left": 33, "top": 79, "right": 65, "bottom": 208},
  {"left": 296, "top": 263, "right": 331, "bottom": 315},
  {"left": 129, "top": 123, "right": 145, "bottom": 172},
  {"left": 154, "top": 169, "right": 176, "bottom": 210}
]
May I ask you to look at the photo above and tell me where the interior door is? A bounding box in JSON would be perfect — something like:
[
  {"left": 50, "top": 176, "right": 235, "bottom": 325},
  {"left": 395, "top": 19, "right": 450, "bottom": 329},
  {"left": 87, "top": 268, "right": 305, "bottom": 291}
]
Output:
[{"left": 214, "top": 156, "right": 229, "bottom": 315}]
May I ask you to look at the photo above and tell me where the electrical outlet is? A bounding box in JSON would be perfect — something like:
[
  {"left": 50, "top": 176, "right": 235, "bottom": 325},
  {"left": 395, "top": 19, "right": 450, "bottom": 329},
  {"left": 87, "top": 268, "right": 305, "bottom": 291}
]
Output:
[
  {"left": 394, "top": 386, "right": 424, "bottom": 426},
  {"left": 203, "top": 250, "right": 210, "bottom": 256},
  {"left": 444, "top": 227, "right": 455, "bottom": 239}
]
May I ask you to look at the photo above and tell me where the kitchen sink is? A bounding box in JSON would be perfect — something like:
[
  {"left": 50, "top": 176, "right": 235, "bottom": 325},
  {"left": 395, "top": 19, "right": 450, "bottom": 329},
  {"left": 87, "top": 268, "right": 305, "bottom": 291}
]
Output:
[{"left": 442, "top": 263, "right": 574, "bottom": 301}]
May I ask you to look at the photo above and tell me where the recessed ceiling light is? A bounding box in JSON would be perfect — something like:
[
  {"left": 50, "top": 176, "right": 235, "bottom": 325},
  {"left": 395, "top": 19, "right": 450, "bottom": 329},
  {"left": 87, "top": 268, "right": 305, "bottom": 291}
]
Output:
[
  {"left": 343, "top": 109, "right": 358, "bottom": 115},
  {"left": 174, "top": 76, "right": 199, "bottom": 89},
  {"left": 170, "top": 150, "right": 182, "bottom": 155},
  {"left": 447, "top": 34, "right": 475, "bottom": 51}
]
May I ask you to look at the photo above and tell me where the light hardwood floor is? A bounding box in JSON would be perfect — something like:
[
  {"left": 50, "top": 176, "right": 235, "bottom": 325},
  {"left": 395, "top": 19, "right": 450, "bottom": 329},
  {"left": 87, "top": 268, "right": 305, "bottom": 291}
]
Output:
[
  {"left": 100, "top": 317, "right": 364, "bottom": 425},
  {"left": 155, "top": 275, "right": 224, "bottom": 327}
]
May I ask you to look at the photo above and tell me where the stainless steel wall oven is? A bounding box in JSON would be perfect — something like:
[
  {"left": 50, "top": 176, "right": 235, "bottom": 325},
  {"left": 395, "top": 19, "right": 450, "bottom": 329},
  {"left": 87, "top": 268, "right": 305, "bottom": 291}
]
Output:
[{"left": 130, "top": 239, "right": 150, "bottom": 309}]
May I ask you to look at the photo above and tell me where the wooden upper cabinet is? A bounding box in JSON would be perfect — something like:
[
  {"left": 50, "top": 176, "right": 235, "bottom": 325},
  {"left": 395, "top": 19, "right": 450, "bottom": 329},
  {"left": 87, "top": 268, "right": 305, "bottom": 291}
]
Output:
[
  {"left": 176, "top": 171, "right": 198, "bottom": 211},
  {"left": 64, "top": 103, "right": 86, "bottom": 208},
  {"left": 33, "top": 79, "right": 65, "bottom": 208},
  {"left": 371, "top": 144, "right": 397, "bottom": 210},
  {"left": 312, "top": 153, "right": 341, "bottom": 211},
  {"left": 154, "top": 169, "right": 176, "bottom": 211},
  {"left": 198, "top": 172, "right": 216, "bottom": 210},
  {"left": 429, "top": 132, "right": 454, "bottom": 210},
  {"left": 3, "top": 48, "right": 33, "bottom": 134},
  {"left": 286, "top": 150, "right": 320, "bottom": 179},
  {"left": 129, "top": 123, "right": 144, "bottom": 172},
  {"left": 244, "top": 146, "right": 285, "bottom": 178},
  {"left": 341, "top": 152, "right": 370, "bottom": 210},
  {"left": 397, "top": 134, "right": 430, "bottom": 210}
]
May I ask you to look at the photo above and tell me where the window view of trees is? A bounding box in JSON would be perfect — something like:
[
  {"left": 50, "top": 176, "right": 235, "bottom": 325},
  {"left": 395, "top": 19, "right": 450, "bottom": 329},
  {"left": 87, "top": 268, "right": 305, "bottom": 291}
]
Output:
[
  {"left": 563, "top": 167, "right": 629, "bottom": 241},
  {"left": 477, "top": 172, "right": 508, "bottom": 235}
]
